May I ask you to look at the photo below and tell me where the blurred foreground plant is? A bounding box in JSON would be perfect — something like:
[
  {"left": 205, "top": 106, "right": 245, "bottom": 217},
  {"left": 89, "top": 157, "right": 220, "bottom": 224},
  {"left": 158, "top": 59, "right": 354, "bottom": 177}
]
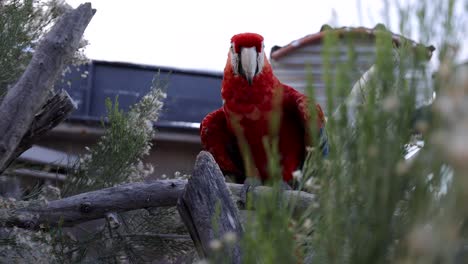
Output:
[{"left": 236, "top": 0, "right": 468, "bottom": 263}]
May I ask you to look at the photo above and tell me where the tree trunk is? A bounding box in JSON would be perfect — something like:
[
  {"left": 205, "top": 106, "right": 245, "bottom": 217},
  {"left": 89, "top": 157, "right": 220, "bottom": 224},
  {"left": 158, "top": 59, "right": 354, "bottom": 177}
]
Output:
[{"left": 0, "top": 3, "right": 95, "bottom": 174}]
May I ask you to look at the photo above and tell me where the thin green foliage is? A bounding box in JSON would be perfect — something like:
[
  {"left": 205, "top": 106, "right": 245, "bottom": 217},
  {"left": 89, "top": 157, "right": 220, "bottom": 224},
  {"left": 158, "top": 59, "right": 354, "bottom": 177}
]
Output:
[
  {"left": 235, "top": 1, "right": 467, "bottom": 263},
  {"left": 239, "top": 71, "right": 299, "bottom": 264},
  {"left": 299, "top": 1, "right": 467, "bottom": 263},
  {"left": 241, "top": 184, "right": 298, "bottom": 264},
  {"left": 308, "top": 27, "right": 421, "bottom": 264},
  {"left": 0, "top": 0, "right": 77, "bottom": 96},
  {"left": 62, "top": 74, "right": 167, "bottom": 196},
  {"left": 49, "top": 74, "right": 175, "bottom": 263}
]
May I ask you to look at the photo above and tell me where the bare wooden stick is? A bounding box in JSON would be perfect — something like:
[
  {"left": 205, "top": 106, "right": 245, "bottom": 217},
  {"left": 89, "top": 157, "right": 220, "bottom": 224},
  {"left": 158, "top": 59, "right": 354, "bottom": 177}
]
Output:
[
  {"left": 0, "top": 179, "right": 315, "bottom": 230},
  {"left": 177, "top": 151, "right": 243, "bottom": 262},
  {"left": 0, "top": 3, "right": 94, "bottom": 173}
]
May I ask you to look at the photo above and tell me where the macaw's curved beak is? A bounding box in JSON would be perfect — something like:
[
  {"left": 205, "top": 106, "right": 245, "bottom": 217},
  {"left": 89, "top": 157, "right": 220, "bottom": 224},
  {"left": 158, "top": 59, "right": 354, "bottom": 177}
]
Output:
[{"left": 239, "top": 47, "right": 258, "bottom": 85}]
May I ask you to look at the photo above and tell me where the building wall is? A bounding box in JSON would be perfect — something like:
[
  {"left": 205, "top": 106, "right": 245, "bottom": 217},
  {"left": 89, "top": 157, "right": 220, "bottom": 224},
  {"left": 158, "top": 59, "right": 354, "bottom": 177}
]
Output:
[
  {"left": 271, "top": 40, "right": 377, "bottom": 111},
  {"left": 36, "top": 126, "right": 202, "bottom": 179},
  {"left": 271, "top": 41, "right": 435, "bottom": 113}
]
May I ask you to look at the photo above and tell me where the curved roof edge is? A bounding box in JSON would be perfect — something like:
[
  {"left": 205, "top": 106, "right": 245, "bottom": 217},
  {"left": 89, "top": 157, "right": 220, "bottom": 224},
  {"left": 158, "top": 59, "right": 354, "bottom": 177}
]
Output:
[{"left": 270, "top": 24, "right": 435, "bottom": 61}]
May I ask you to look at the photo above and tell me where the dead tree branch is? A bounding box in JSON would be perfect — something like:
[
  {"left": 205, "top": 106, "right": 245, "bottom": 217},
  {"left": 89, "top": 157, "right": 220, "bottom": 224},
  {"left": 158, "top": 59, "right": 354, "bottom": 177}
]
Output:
[
  {"left": 0, "top": 178, "right": 315, "bottom": 230},
  {"left": 0, "top": 180, "right": 186, "bottom": 229},
  {"left": 177, "top": 151, "right": 243, "bottom": 262},
  {"left": 0, "top": 3, "right": 95, "bottom": 174},
  {"left": 4, "top": 90, "right": 77, "bottom": 171}
]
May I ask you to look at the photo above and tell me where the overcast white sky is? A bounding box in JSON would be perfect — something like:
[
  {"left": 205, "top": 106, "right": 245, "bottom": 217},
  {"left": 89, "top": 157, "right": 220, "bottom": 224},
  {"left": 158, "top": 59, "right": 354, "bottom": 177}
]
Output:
[{"left": 67, "top": 0, "right": 467, "bottom": 72}]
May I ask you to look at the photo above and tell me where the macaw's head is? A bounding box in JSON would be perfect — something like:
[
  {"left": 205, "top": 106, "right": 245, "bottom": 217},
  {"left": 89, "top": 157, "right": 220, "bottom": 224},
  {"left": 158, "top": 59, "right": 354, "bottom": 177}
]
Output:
[{"left": 229, "top": 33, "right": 266, "bottom": 86}]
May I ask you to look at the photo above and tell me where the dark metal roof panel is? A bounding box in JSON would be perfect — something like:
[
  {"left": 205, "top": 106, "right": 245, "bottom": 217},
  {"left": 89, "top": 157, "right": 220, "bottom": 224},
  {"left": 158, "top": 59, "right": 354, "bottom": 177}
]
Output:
[{"left": 57, "top": 60, "right": 223, "bottom": 129}]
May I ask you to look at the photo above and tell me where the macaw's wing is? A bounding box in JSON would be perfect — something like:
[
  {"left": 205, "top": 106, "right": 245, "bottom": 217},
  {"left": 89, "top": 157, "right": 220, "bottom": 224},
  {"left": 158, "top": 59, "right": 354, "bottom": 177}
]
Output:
[
  {"left": 281, "top": 84, "right": 329, "bottom": 156},
  {"left": 200, "top": 108, "right": 245, "bottom": 180}
]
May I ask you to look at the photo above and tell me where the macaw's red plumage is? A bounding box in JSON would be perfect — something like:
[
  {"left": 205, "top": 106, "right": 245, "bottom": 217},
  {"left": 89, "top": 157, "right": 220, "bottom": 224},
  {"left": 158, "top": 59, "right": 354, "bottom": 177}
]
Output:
[{"left": 201, "top": 33, "right": 327, "bottom": 185}]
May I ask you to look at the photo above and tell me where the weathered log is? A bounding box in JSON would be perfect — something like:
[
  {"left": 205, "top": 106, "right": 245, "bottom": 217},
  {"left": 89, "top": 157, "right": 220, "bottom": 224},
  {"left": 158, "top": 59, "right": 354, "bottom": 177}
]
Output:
[
  {"left": 0, "top": 180, "right": 186, "bottom": 229},
  {"left": 177, "top": 151, "right": 243, "bottom": 262},
  {"left": 0, "top": 3, "right": 94, "bottom": 174},
  {"left": 0, "top": 179, "right": 315, "bottom": 229},
  {"left": 3, "top": 90, "right": 77, "bottom": 171},
  {"left": 0, "top": 179, "right": 315, "bottom": 230}
]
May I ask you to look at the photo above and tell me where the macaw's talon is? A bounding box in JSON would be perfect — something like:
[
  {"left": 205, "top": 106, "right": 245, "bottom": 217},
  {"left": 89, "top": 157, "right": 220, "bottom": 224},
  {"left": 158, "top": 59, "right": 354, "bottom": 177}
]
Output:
[
  {"left": 239, "top": 177, "right": 261, "bottom": 209},
  {"left": 273, "top": 181, "right": 293, "bottom": 209},
  {"left": 280, "top": 181, "right": 293, "bottom": 191}
]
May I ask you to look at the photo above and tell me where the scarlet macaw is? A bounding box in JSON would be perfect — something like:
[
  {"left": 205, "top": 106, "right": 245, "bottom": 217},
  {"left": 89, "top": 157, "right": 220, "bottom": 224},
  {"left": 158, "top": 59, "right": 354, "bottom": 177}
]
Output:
[{"left": 200, "top": 33, "right": 327, "bottom": 186}]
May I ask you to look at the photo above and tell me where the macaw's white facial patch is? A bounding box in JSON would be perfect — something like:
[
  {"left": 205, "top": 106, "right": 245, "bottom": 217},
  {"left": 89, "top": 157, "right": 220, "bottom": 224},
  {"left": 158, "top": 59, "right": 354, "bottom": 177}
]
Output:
[
  {"left": 230, "top": 43, "right": 240, "bottom": 76},
  {"left": 229, "top": 41, "right": 265, "bottom": 83},
  {"left": 257, "top": 43, "right": 265, "bottom": 74}
]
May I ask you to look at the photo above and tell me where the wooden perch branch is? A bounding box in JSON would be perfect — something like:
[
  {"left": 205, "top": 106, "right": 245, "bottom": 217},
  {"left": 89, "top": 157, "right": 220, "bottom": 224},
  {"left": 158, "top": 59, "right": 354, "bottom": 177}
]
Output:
[
  {"left": 177, "top": 151, "right": 243, "bottom": 262},
  {"left": 0, "top": 3, "right": 94, "bottom": 173},
  {"left": 0, "top": 176, "right": 315, "bottom": 231},
  {"left": 1, "top": 180, "right": 186, "bottom": 229},
  {"left": 229, "top": 182, "right": 316, "bottom": 216}
]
